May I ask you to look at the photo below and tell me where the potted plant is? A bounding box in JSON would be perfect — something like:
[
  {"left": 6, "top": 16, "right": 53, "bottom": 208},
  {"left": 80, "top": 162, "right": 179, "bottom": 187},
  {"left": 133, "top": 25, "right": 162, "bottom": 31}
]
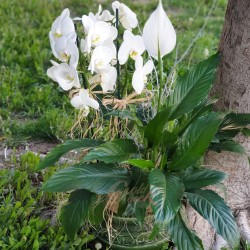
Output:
[{"left": 37, "top": 1, "right": 250, "bottom": 249}]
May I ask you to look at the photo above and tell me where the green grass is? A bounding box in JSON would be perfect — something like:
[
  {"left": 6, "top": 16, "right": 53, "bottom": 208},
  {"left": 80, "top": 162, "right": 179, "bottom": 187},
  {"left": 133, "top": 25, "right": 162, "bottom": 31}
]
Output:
[{"left": 0, "top": 0, "right": 227, "bottom": 144}]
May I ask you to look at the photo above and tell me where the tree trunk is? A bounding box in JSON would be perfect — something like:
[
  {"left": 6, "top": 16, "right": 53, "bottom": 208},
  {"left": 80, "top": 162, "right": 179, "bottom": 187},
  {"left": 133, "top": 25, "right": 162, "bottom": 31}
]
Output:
[{"left": 188, "top": 0, "right": 250, "bottom": 249}]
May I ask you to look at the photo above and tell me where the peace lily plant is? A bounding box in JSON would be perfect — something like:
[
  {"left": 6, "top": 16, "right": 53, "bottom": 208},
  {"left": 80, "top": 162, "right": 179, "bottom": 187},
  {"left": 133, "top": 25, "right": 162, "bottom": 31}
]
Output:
[{"left": 38, "top": 1, "right": 250, "bottom": 249}]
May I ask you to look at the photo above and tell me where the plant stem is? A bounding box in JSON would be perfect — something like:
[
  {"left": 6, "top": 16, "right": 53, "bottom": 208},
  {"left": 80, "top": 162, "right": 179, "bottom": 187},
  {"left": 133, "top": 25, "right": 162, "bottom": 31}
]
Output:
[
  {"left": 157, "top": 50, "right": 163, "bottom": 112},
  {"left": 115, "top": 8, "right": 121, "bottom": 100}
]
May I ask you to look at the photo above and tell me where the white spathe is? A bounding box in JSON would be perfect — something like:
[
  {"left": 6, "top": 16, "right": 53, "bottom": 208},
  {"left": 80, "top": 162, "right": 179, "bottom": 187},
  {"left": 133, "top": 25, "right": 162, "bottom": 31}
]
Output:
[
  {"left": 47, "top": 62, "right": 80, "bottom": 91},
  {"left": 88, "top": 45, "right": 115, "bottom": 73},
  {"left": 90, "top": 66, "right": 117, "bottom": 93},
  {"left": 70, "top": 89, "right": 99, "bottom": 110},
  {"left": 132, "top": 56, "right": 154, "bottom": 94},
  {"left": 112, "top": 1, "right": 138, "bottom": 30},
  {"left": 142, "top": 0, "right": 176, "bottom": 60},
  {"left": 50, "top": 36, "right": 79, "bottom": 69},
  {"left": 118, "top": 30, "right": 145, "bottom": 65}
]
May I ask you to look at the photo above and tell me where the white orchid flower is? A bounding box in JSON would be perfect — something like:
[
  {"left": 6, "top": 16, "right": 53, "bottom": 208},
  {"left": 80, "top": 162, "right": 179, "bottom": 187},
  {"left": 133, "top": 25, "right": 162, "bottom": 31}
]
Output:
[
  {"left": 112, "top": 1, "right": 138, "bottom": 30},
  {"left": 47, "top": 62, "right": 80, "bottom": 91},
  {"left": 89, "top": 66, "right": 117, "bottom": 93},
  {"left": 49, "top": 8, "right": 76, "bottom": 42},
  {"left": 70, "top": 89, "right": 99, "bottom": 110},
  {"left": 132, "top": 56, "right": 154, "bottom": 94},
  {"left": 82, "top": 16, "right": 117, "bottom": 53},
  {"left": 91, "top": 5, "right": 114, "bottom": 22},
  {"left": 142, "top": 0, "right": 176, "bottom": 60},
  {"left": 51, "top": 37, "right": 79, "bottom": 68},
  {"left": 89, "top": 45, "right": 115, "bottom": 73},
  {"left": 118, "top": 30, "right": 145, "bottom": 65}
]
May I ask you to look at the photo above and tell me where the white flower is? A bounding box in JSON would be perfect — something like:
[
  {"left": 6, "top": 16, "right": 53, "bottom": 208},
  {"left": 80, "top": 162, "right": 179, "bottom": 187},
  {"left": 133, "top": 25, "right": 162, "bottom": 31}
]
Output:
[
  {"left": 81, "top": 16, "right": 117, "bottom": 53},
  {"left": 50, "top": 37, "right": 79, "bottom": 68},
  {"left": 112, "top": 1, "right": 138, "bottom": 30},
  {"left": 91, "top": 5, "right": 114, "bottom": 22},
  {"left": 88, "top": 45, "right": 115, "bottom": 73},
  {"left": 142, "top": 0, "right": 176, "bottom": 60},
  {"left": 70, "top": 89, "right": 99, "bottom": 110},
  {"left": 49, "top": 8, "right": 76, "bottom": 42},
  {"left": 132, "top": 56, "right": 154, "bottom": 94},
  {"left": 118, "top": 30, "right": 145, "bottom": 65},
  {"left": 89, "top": 66, "right": 117, "bottom": 92},
  {"left": 47, "top": 62, "right": 80, "bottom": 91}
]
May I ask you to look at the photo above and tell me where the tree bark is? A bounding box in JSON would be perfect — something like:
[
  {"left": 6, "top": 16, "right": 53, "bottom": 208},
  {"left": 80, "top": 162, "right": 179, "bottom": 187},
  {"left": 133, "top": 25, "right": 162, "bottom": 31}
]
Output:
[{"left": 189, "top": 0, "right": 250, "bottom": 249}]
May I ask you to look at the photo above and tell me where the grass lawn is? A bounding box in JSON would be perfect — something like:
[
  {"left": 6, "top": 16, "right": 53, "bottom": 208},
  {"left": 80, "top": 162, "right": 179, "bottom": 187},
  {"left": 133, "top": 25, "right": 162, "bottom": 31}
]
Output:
[{"left": 0, "top": 0, "right": 228, "bottom": 249}]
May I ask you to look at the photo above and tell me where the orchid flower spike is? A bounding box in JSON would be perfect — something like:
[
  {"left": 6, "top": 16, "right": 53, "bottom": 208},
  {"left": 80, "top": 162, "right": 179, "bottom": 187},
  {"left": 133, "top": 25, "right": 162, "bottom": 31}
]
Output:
[
  {"left": 142, "top": 0, "right": 176, "bottom": 60},
  {"left": 118, "top": 30, "right": 145, "bottom": 65},
  {"left": 47, "top": 62, "right": 80, "bottom": 91},
  {"left": 132, "top": 56, "right": 154, "bottom": 94},
  {"left": 70, "top": 89, "right": 99, "bottom": 111},
  {"left": 112, "top": 1, "right": 138, "bottom": 30}
]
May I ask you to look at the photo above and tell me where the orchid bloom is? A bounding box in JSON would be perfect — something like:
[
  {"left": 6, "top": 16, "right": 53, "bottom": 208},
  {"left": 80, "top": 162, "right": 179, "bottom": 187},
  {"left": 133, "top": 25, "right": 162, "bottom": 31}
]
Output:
[
  {"left": 49, "top": 8, "right": 76, "bottom": 42},
  {"left": 50, "top": 37, "right": 79, "bottom": 69},
  {"left": 81, "top": 15, "right": 117, "bottom": 53},
  {"left": 112, "top": 1, "right": 138, "bottom": 30},
  {"left": 89, "top": 66, "right": 117, "bottom": 93},
  {"left": 47, "top": 62, "right": 80, "bottom": 91},
  {"left": 118, "top": 30, "right": 145, "bottom": 65},
  {"left": 142, "top": 0, "right": 176, "bottom": 60},
  {"left": 91, "top": 5, "right": 114, "bottom": 22},
  {"left": 132, "top": 56, "right": 154, "bottom": 94},
  {"left": 88, "top": 45, "right": 115, "bottom": 73},
  {"left": 70, "top": 89, "right": 99, "bottom": 110}
]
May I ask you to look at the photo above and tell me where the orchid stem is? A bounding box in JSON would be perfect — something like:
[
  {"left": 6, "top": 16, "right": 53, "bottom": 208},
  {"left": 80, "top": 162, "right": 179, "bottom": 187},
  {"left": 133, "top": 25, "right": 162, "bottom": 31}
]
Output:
[
  {"left": 115, "top": 8, "right": 121, "bottom": 100},
  {"left": 157, "top": 50, "right": 163, "bottom": 112}
]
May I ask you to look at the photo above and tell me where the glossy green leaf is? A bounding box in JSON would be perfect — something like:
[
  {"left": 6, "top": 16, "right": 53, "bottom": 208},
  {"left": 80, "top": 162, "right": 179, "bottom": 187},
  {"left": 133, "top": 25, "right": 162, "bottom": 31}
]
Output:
[
  {"left": 144, "top": 107, "right": 172, "bottom": 145},
  {"left": 186, "top": 189, "right": 240, "bottom": 248},
  {"left": 124, "top": 159, "right": 154, "bottom": 171},
  {"left": 37, "top": 139, "right": 103, "bottom": 170},
  {"left": 134, "top": 200, "right": 149, "bottom": 227},
  {"left": 84, "top": 139, "right": 137, "bottom": 163},
  {"left": 149, "top": 169, "right": 184, "bottom": 225},
  {"left": 88, "top": 196, "right": 106, "bottom": 225},
  {"left": 168, "top": 53, "right": 220, "bottom": 119},
  {"left": 170, "top": 113, "right": 224, "bottom": 170},
  {"left": 60, "top": 189, "right": 94, "bottom": 241},
  {"left": 220, "top": 113, "right": 250, "bottom": 129},
  {"left": 42, "top": 163, "right": 130, "bottom": 194},
  {"left": 181, "top": 168, "right": 226, "bottom": 190},
  {"left": 167, "top": 211, "right": 204, "bottom": 250},
  {"left": 210, "top": 140, "right": 246, "bottom": 154}
]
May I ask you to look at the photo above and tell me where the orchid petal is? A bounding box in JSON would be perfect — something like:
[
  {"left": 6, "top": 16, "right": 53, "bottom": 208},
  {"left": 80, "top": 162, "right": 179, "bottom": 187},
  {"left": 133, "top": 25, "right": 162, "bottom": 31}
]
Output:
[
  {"left": 132, "top": 69, "right": 144, "bottom": 94},
  {"left": 118, "top": 41, "right": 130, "bottom": 65},
  {"left": 143, "top": 60, "right": 154, "bottom": 75}
]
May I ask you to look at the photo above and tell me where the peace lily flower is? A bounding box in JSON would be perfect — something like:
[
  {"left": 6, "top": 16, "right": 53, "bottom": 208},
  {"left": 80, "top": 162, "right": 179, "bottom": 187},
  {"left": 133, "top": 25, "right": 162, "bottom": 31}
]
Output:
[
  {"left": 88, "top": 45, "right": 115, "bottom": 73},
  {"left": 132, "top": 56, "right": 154, "bottom": 94},
  {"left": 142, "top": 0, "right": 176, "bottom": 60},
  {"left": 70, "top": 89, "right": 99, "bottom": 110},
  {"left": 49, "top": 8, "right": 76, "bottom": 42},
  {"left": 89, "top": 66, "right": 117, "bottom": 93},
  {"left": 51, "top": 37, "right": 79, "bottom": 68},
  {"left": 112, "top": 1, "right": 138, "bottom": 30},
  {"left": 118, "top": 30, "right": 145, "bottom": 65},
  {"left": 47, "top": 62, "right": 80, "bottom": 91}
]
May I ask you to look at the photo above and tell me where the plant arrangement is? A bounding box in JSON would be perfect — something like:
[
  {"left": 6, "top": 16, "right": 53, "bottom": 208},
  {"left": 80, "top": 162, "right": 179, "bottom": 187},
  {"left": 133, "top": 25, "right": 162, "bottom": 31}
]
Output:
[{"left": 37, "top": 1, "right": 250, "bottom": 249}]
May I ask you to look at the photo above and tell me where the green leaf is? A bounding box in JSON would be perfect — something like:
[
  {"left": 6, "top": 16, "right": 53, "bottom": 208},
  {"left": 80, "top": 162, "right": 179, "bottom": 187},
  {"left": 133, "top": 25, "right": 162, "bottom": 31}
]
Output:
[
  {"left": 180, "top": 168, "right": 226, "bottom": 190},
  {"left": 144, "top": 107, "right": 172, "bottom": 145},
  {"left": 124, "top": 159, "right": 154, "bottom": 171},
  {"left": 242, "top": 128, "right": 250, "bottom": 136},
  {"left": 149, "top": 169, "right": 184, "bottom": 225},
  {"left": 168, "top": 53, "right": 220, "bottom": 120},
  {"left": 220, "top": 113, "right": 250, "bottom": 129},
  {"left": 60, "top": 189, "right": 94, "bottom": 241},
  {"left": 167, "top": 211, "right": 204, "bottom": 250},
  {"left": 104, "top": 110, "right": 143, "bottom": 127},
  {"left": 37, "top": 139, "right": 103, "bottom": 170},
  {"left": 84, "top": 139, "right": 137, "bottom": 163},
  {"left": 186, "top": 189, "right": 240, "bottom": 247},
  {"left": 88, "top": 196, "right": 106, "bottom": 225},
  {"left": 170, "top": 113, "right": 224, "bottom": 170},
  {"left": 134, "top": 200, "right": 148, "bottom": 227},
  {"left": 210, "top": 140, "right": 246, "bottom": 154},
  {"left": 42, "top": 163, "right": 130, "bottom": 194}
]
